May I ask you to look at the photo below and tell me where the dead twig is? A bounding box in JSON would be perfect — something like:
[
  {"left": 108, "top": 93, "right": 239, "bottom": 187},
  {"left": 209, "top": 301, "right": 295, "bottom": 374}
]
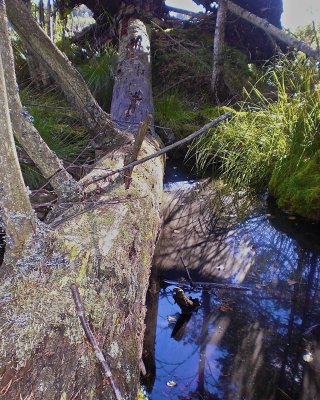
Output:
[
  {"left": 85, "top": 112, "right": 231, "bottom": 188},
  {"left": 124, "top": 114, "right": 152, "bottom": 189},
  {"left": 164, "top": 279, "right": 251, "bottom": 291},
  {"left": 180, "top": 256, "right": 195, "bottom": 287},
  {"left": 70, "top": 285, "right": 123, "bottom": 400}
]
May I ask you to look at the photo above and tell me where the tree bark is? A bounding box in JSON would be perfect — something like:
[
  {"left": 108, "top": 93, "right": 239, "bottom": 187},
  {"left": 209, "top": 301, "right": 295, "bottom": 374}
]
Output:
[
  {"left": 227, "top": 0, "right": 320, "bottom": 60},
  {"left": 211, "top": 0, "right": 228, "bottom": 101},
  {"left": 0, "top": 3, "right": 80, "bottom": 200},
  {"left": 0, "top": 8, "right": 36, "bottom": 262},
  {"left": 0, "top": 139, "right": 164, "bottom": 400},
  {"left": 38, "top": 0, "right": 45, "bottom": 28},
  {"left": 111, "top": 17, "right": 154, "bottom": 133},
  {"left": 6, "top": 0, "right": 128, "bottom": 147}
]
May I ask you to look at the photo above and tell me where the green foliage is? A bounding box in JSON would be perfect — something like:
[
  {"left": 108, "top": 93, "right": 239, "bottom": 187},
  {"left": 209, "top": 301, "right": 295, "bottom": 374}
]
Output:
[
  {"left": 154, "top": 94, "right": 221, "bottom": 141},
  {"left": 192, "top": 53, "right": 320, "bottom": 219},
  {"left": 78, "top": 47, "right": 116, "bottom": 111},
  {"left": 293, "top": 22, "right": 320, "bottom": 49},
  {"left": 269, "top": 151, "right": 320, "bottom": 220},
  {"left": 20, "top": 87, "right": 91, "bottom": 188},
  {"left": 152, "top": 27, "right": 250, "bottom": 104}
]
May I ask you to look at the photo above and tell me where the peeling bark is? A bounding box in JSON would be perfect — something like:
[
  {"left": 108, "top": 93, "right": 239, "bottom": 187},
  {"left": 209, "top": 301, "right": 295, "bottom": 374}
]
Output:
[
  {"left": 0, "top": 2, "right": 80, "bottom": 200},
  {"left": 6, "top": 0, "right": 129, "bottom": 147}
]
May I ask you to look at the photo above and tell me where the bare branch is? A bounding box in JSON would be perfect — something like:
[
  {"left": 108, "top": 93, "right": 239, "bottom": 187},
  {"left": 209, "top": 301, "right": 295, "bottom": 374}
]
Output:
[{"left": 85, "top": 112, "right": 231, "bottom": 187}]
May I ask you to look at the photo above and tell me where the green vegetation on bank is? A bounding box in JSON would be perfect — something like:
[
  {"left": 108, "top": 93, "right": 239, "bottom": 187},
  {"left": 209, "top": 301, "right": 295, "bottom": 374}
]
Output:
[
  {"left": 12, "top": 20, "right": 320, "bottom": 220},
  {"left": 193, "top": 54, "right": 320, "bottom": 220}
]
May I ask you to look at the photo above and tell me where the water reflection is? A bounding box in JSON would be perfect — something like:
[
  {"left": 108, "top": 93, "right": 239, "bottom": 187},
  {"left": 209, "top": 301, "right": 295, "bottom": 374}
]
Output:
[{"left": 144, "top": 206, "right": 320, "bottom": 400}]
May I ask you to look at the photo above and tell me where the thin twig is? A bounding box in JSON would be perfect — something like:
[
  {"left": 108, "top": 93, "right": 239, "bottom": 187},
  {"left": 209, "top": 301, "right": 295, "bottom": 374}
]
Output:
[
  {"left": 85, "top": 112, "right": 231, "bottom": 187},
  {"left": 180, "top": 256, "right": 194, "bottom": 287},
  {"left": 70, "top": 285, "right": 123, "bottom": 400},
  {"left": 312, "top": 21, "right": 320, "bottom": 54},
  {"left": 124, "top": 114, "right": 152, "bottom": 189}
]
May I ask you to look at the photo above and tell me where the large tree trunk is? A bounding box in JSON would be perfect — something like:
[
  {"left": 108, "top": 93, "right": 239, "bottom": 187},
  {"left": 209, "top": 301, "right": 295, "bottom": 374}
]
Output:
[
  {"left": 6, "top": 0, "right": 129, "bottom": 147},
  {"left": 0, "top": 4, "right": 80, "bottom": 200},
  {"left": 0, "top": 13, "right": 164, "bottom": 400},
  {"left": 0, "top": 4, "right": 36, "bottom": 264}
]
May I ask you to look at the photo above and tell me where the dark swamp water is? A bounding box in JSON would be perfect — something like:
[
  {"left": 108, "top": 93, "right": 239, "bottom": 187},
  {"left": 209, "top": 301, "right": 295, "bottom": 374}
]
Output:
[{"left": 142, "top": 165, "right": 320, "bottom": 400}]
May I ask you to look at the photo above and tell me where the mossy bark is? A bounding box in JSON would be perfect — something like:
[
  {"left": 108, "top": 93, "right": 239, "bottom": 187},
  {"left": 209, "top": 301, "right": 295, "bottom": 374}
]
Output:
[
  {"left": 0, "top": 139, "right": 164, "bottom": 399},
  {"left": 0, "top": 11, "right": 164, "bottom": 400}
]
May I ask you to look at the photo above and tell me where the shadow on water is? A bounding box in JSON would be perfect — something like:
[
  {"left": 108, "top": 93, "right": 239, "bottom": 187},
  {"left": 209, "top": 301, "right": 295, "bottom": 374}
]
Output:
[{"left": 143, "top": 164, "right": 320, "bottom": 400}]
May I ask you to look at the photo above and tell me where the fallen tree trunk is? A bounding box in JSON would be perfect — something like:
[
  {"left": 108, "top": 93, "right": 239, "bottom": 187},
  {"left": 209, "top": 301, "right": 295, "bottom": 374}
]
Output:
[
  {"left": 227, "top": 0, "right": 320, "bottom": 60},
  {"left": 211, "top": 0, "right": 228, "bottom": 101},
  {"left": 0, "top": 13, "right": 164, "bottom": 400},
  {"left": 0, "top": 137, "right": 164, "bottom": 399},
  {"left": 0, "top": 31, "right": 36, "bottom": 264}
]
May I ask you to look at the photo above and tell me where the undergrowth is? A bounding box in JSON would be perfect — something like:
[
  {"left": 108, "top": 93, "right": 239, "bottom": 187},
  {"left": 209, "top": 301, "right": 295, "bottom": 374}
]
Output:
[
  {"left": 20, "top": 87, "right": 91, "bottom": 189},
  {"left": 78, "top": 46, "right": 116, "bottom": 112},
  {"left": 191, "top": 53, "right": 320, "bottom": 219}
]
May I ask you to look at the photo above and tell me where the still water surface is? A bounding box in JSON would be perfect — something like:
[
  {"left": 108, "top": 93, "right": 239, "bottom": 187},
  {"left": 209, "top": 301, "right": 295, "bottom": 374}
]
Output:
[{"left": 145, "top": 197, "right": 320, "bottom": 400}]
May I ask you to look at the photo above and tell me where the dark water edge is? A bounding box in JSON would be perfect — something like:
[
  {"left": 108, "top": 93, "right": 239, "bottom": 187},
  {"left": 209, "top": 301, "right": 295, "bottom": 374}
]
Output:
[{"left": 143, "top": 190, "right": 320, "bottom": 400}]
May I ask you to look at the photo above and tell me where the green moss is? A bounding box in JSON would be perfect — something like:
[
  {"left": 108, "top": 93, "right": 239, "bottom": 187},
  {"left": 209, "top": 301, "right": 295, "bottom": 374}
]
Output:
[{"left": 270, "top": 150, "right": 320, "bottom": 220}]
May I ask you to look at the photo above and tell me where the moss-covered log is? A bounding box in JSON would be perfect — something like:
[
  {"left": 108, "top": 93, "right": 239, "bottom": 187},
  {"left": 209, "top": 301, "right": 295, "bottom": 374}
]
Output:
[{"left": 0, "top": 138, "right": 164, "bottom": 399}]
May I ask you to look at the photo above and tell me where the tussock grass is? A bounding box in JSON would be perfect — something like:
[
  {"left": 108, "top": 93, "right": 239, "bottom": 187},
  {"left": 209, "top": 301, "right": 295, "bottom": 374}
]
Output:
[
  {"left": 191, "top": 53, "right": 320, "bottom": 219},
  {"left": 20, "top": 87, "right": 91, "bottom": 188}
]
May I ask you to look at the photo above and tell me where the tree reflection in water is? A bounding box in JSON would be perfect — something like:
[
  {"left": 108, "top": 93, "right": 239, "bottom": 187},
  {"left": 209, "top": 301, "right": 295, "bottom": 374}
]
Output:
[{"left": 144, "top": 207, "right": 320, "bottom": 400}]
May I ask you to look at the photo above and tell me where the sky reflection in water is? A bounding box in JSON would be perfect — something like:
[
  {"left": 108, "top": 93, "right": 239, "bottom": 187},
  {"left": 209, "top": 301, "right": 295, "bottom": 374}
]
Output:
[{"left": 146, "top": 206, "right": 320, "bottom": 400}]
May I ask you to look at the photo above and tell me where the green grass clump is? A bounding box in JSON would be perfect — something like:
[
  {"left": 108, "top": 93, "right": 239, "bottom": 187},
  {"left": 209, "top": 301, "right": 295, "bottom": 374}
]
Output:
[
  {"left": 20, "top": 87, "right": 91, "bottom": 189},
  {"left": 154, "top": 94, "right": 222, "bottom": 141},
  {"left": 192, "top": 53, "right": 320, "bottom": 220},
  {"left": 78, "top": 47, "right": 116, "bottom": 112}
]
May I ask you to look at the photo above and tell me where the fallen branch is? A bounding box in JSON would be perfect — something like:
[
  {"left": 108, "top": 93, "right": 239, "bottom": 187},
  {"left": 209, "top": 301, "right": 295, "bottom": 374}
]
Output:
[
  {"left": 165, "top": 5, "right": 198, "bottom": 17},
  {"left": 85, "top": 112, "right": 231, "bottom": 187},
  {"left": 227, "top": 0, "right": 320, "bottom": 60},
  {"left": 164, "top": 279, "right": 251, "bottom": 291},
  {"left": 70, "top": 285, "right": 123, "bottom": 400}
]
